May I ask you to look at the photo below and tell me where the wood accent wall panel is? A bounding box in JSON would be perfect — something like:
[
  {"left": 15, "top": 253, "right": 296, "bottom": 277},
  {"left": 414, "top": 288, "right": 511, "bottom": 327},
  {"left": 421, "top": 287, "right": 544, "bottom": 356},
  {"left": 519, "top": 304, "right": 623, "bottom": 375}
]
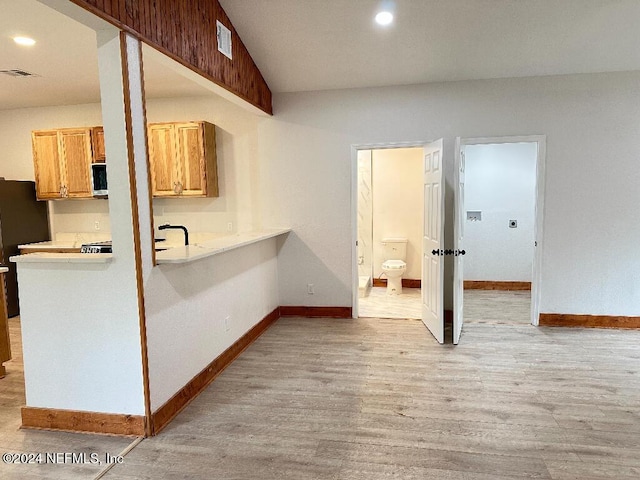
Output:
[{"left": 70, "top": 0, "right": 272, "bottom": 114}]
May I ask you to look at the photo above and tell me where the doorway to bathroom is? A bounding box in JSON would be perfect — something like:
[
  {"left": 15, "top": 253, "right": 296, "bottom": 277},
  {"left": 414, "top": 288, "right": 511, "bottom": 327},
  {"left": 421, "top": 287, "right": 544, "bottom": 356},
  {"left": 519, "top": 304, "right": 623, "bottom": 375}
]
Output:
[
  {"left": 452, "top": 136, "right": 546, "bottom": 343},
  {"left": 356, "top": 146, "right": 423, "bottom": 320}
]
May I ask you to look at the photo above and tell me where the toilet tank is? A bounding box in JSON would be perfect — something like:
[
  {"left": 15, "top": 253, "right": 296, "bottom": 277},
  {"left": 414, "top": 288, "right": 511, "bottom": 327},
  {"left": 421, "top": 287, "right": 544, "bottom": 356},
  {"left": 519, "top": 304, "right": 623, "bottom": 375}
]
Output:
[{"left": 382, "top": 238, "right": 408, "bottom": 261}]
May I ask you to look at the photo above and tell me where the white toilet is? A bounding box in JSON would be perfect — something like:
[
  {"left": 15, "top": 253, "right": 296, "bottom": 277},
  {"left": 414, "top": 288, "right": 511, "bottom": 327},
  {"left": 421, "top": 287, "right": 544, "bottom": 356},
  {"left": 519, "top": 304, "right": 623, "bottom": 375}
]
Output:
[{"left": 381, "top": 238, "right": 408, "bottom": 295}]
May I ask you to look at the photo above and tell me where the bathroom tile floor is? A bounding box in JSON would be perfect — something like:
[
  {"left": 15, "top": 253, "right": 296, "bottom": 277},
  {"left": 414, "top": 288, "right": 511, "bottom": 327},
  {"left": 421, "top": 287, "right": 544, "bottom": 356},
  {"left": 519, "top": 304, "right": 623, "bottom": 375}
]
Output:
[{"left": 358, "top": 286, "right": 421, "bottom": 319}]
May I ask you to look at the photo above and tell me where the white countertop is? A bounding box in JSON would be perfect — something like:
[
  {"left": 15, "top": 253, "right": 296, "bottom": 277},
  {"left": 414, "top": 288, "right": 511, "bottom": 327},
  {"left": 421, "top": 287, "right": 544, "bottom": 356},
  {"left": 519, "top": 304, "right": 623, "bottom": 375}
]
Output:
[
  {"left": 10, "top": 253, "right": 113, "bottom": 264},
  {"left": 0, "top": 266, "right": 8, "bottom": 273},
  {"left": 11, "top": 229, "right": 291, "bottom": 265},
  {"left": 155, "top": 229, "right": 291, "bottom": 264},
  {"left": 20, "top": 233, "right": 112, "bottom": 250}
]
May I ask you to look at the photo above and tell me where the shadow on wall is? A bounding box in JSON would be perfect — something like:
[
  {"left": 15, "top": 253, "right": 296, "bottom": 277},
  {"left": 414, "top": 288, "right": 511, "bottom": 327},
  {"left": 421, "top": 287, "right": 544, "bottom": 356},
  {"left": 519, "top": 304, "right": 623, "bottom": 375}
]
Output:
[
  {"left": 146, "top": 238, "right": 280, "bottom": 313},
  {"left": 276, "top": 231, "right": 352, "bottom": 307}
]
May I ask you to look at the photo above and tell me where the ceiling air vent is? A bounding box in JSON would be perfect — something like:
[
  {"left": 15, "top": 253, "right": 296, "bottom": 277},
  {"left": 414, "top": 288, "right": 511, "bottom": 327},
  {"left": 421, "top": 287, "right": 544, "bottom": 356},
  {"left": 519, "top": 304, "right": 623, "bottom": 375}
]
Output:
[{"left": 0, "top": 69, "right": 39, "bottom": 77}]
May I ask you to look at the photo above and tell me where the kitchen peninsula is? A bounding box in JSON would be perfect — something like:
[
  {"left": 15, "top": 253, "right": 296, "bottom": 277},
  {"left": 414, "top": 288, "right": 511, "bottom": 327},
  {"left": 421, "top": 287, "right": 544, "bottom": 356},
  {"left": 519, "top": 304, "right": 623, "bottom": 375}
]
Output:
[
  {"left": 10, "top": 225, "right": 289, "bottom": 433},
  {"left": 15, "top": 229, "right": 289, "bottom": 264}
]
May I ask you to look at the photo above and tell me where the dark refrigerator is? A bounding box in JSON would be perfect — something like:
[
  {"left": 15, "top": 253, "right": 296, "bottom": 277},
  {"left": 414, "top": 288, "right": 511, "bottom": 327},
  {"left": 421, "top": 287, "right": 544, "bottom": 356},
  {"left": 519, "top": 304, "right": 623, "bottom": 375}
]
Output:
[{"left": 0, "top": 179, "right": 50, "bottom": 317}]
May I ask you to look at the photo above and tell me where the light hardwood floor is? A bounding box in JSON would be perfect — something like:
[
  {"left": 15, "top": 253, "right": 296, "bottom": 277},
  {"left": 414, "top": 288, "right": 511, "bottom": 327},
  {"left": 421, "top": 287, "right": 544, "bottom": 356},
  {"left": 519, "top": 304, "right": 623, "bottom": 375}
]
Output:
[
  {"left": 464, "top": 290, "right": 532, "bottom": 325},
  {"left": 2, "top": 314, "right": 640, "bottom": 479}
]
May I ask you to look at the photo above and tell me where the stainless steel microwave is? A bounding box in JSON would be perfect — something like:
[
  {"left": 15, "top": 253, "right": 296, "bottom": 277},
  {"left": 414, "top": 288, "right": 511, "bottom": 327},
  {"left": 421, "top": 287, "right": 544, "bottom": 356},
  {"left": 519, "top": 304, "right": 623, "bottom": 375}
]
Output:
[{"left": 91, "top": 163, "right": 108, "bottom": 196}]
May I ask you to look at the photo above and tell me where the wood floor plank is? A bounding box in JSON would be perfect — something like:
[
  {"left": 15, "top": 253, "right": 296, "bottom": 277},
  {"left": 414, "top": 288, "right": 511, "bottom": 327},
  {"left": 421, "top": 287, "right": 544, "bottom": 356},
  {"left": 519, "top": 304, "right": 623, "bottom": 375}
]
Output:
[{"left": 3, "top": 291, "right": 640, "bottom": 479}]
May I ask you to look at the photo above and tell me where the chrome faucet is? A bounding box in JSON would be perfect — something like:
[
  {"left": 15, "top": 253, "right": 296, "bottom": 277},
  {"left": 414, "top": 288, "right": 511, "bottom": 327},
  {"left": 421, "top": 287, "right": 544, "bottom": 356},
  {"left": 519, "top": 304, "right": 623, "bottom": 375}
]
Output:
[{"left": 158, "top": 224, "right": 189, "bottom": 246}]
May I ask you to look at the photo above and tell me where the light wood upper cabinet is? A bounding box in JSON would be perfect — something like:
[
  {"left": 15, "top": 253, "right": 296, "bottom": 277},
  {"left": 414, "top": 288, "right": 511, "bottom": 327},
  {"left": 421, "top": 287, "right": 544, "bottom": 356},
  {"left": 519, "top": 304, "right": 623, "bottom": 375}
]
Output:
[
  {"left": 148, "top": 124, "right": 178, "bottom": 196},
  {"left": 59, "top": 129, "right": 93, "bottom": 198},
  {"left": 92, "top": 127, "right": 106, "bottom": 163},
  {"left": 32, "top": 127, "right": 102, "bottom": 200},
  {"left": 32, "top": 130, "right": 63, "bottom": 199},
  {"left": 148, "top": 121, "right": 218, "bottom": 198}
]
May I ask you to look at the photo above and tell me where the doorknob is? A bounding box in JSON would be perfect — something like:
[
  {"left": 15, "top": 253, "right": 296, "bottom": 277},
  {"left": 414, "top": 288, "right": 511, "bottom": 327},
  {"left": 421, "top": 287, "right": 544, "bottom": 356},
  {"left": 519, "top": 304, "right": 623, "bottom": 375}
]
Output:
[{"left": 432, "top": 249, "right": 466, "bottom": 256}]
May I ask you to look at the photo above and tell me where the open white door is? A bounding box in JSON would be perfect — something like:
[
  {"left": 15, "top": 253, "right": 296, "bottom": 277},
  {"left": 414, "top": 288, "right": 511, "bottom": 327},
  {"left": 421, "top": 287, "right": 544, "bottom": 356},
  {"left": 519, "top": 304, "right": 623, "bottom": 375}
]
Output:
[
  {"left": 421, "top": 139, "right": 445, "bottom": 343},
  {"left": 453, "top": 140, "right": 465, "bottom": 344}
]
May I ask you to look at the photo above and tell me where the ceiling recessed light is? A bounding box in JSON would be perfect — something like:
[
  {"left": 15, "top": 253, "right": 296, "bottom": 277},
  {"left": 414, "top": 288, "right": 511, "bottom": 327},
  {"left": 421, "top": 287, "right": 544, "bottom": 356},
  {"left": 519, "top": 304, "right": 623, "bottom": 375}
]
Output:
[
  {"left": 13, "top": 36, "right": 36, "bottom": 46},
  {"left": 375, "top": 11, "right": 394, "bottom": 26}
]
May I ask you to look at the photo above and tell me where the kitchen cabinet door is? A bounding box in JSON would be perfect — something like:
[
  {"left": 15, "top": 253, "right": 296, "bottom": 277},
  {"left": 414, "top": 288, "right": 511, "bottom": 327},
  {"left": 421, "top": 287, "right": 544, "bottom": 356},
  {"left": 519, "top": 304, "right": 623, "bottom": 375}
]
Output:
[
  {"left": 149, "top": 124, "right": 178, "bottom": 197},
  {"left": 92, "top": 127, "right": 106, "bottom": 163},
  {"left": 148, "top": 121, "right": 218, "bottom": 198},
  {"left": 175, "top": 123, "right": 206, "bottom": 196},
  {"left": 59, "top": 129, "right": 93, "bottom": 198},
  {"left": 32, "top": 131, "right": 63, "bottom": 199}
]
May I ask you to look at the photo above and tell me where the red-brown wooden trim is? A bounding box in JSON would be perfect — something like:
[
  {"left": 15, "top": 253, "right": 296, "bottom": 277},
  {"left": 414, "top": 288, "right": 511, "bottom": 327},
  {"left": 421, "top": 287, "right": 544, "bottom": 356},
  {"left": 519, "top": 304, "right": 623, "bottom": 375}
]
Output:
[
  {"left": 279, "top": 306, "right": 352, "bottom": 318},
  {"left": 539, "top": 313, "right": 640, "bottom": 329},
  {"left": 151, "top": 307, "right": 281, "bottom": 435},
  {"left": 464, "top": 281, "right": 532, "bottom": 291},
  {"left": 372, "top": 278, "right": 421, "bottom": 288},
  {"left": 21, "top": 407, "right": 145, "bottom": 436},
  {"left": 68, "top": 0, "right": 272, "bottom": 114},
  {"left": 136, "top": 39, "right": 156, "bottom": 268},
  {"left": 120, "top": 32, "right": 153, "bottom": 437}
]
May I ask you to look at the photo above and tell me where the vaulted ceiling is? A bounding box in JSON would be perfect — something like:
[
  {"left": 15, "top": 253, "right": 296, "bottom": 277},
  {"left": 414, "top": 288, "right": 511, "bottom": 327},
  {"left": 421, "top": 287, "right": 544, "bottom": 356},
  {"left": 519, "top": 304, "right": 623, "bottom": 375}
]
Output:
[
  {"left": 219, "top": 0, "right": 640, "bottom": 93},
  {"left": 2, "top": 0, "right": 639, "bottom": 110}
]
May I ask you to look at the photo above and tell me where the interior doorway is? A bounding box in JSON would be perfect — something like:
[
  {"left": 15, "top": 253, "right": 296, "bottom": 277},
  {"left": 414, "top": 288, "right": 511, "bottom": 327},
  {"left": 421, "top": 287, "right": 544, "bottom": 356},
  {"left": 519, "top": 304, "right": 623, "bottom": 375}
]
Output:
[
  {"left": 355, "top": 146, "right": 423, "bottom": 321},
  {"left": 453, "top": 136, "right": 546, "bottom": 343}
]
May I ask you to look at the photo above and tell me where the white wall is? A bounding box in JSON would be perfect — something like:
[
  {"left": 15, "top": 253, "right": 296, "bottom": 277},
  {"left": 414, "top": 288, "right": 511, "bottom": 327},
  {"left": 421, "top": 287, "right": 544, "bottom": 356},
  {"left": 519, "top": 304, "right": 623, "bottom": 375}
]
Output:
[
  {"left": 145, "top": 239, "right": 279, "bottom": 410},
  {"left": 146, "top": 96, "right": 262, "bottom": 234},
  {"left": 259, "top": 71, "right": 640, "bottom": 316},
  {"left": 464, "top": 142, "right": 537, "bottom": 282},
  {"left": 17, "top": 262, "right": 145, "bottom": 414},
  {"left": 0, "top": 94, "right": 261, "bottom": 237},
  {"left": 371, "top": 148, "right": 423, "bottom": 280}
]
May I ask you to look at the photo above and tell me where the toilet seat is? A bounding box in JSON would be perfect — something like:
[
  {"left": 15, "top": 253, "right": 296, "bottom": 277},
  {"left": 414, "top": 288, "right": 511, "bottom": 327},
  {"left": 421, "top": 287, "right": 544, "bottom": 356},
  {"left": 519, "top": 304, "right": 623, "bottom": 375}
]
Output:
[{"left": 382, "top": 260, "right": 406, "bottom": 270}]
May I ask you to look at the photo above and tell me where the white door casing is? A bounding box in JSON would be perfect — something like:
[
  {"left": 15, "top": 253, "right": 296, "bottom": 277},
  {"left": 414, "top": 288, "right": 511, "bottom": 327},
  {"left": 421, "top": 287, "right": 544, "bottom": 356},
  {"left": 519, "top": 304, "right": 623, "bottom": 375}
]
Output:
[
  {"left": 453, "top": 139, "right": 465, "bottom": 344},
  {"left": 421, "top": 139, "right": 445, "bottom": 343}
]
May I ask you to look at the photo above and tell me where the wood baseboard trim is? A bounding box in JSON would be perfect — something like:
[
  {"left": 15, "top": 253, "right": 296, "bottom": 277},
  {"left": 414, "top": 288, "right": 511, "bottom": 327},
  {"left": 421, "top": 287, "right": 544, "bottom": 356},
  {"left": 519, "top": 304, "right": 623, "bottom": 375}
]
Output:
[
  {"left": 539, "top": 313, "right": 640, "bottom": 329},
  {"left": 279, "top": 306, "right": 352, "bottom": 318},
  {"left": 372, "top": 279, "right": 421, "bottom": 288},
  {"left": 21, "top": 407, "right": 145, "bottom": 436},
  {"left": 151, "top": 307, "right": 281, "bottom": 435},
  {"left": 464, "top": 281, "right": 531, "bottom": 291}
]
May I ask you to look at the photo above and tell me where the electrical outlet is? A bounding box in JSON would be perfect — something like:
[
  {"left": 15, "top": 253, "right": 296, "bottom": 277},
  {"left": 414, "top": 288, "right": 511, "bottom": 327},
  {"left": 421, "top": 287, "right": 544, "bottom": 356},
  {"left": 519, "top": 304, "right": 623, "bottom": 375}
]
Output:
[
  {"left": 227, "top": 222, "right": 233, "bottom": 232},
  {"left": 307, "top": 284, "right": 315, "bottom": 295},
  {"left": 224, "top": 316, "right": 230, "bottom": 332},
  {"left": 94, "top": 221, "right": 100, "bottom": 231}
]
